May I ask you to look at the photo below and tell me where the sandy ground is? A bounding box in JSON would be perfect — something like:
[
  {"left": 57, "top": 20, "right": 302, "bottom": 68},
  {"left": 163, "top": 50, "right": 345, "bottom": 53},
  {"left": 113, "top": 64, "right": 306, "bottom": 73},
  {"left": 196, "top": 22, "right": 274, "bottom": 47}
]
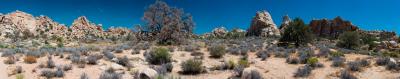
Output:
[{"left": 1, "top": 49, "right": 400, "bottom": 79}]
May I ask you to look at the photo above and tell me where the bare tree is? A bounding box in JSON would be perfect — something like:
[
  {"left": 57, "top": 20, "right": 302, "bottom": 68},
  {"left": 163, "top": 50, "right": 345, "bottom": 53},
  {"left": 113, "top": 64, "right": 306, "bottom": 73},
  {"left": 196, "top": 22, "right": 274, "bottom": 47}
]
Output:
[{"left": 142, "top": 0, "right": 195, "bottom": 45}]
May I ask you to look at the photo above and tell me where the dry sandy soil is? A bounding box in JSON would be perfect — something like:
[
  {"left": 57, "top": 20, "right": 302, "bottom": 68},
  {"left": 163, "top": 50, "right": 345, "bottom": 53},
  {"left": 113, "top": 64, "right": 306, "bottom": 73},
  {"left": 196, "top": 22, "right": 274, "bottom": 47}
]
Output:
[{"left": 0, "top": 48, "right": 399, "bottom": 79}]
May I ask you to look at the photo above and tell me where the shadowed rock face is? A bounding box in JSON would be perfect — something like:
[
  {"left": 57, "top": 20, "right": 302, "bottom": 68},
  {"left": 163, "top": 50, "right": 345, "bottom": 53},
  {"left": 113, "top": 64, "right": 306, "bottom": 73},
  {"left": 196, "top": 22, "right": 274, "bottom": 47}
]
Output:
[
  {"left": 246, "top": 10, "right": 280, "bottom": 37},
  {"left": 309, "top": 16, "right": 358, "bottom": 38},
  {"left": 279, "top": 15, "right": 291, "bottom": 33}
]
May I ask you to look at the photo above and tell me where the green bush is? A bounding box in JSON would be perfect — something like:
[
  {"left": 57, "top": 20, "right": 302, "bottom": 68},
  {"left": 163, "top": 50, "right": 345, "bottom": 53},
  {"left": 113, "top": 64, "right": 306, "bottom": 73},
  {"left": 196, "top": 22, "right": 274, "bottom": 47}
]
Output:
[
  {"left": 330, "top": 51, "right": 345, "bottom": 57},
  {"left": 181, "top": 59, "right": 203, "bottom": 74},
  {"left": 307, "top": 57, "right": 319, "bottom": 65},
  {"left": 145, "top": 47, "right": 172, "bottom": 65},
  {"left": 238, "top": 59, "right": 250, "bottom": 67},
  {"left": 337, "top": 31, "right": 361, "bottom": 50},
  {"left": 279, "top": 18, "right": 314, "bottom": 47},
  {"left": 208, "top": 45, "right": 226, "bottom": 58}
]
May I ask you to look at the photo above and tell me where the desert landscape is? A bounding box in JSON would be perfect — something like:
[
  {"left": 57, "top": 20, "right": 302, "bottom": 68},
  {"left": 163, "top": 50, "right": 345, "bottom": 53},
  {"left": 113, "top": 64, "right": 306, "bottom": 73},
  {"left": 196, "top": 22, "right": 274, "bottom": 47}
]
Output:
[{"left": 1, "top": 0, "right": 400, "bottom": 79}]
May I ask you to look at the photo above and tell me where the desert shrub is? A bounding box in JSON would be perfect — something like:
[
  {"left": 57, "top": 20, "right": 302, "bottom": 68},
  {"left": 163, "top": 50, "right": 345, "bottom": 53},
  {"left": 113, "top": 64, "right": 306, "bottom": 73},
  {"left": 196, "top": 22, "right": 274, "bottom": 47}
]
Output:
[
  {"left": 382, "top": 51, "right": 400, "bottom": 58},
  {"left": 238, "top": 59, "right": 250, "bottom": 67},
  {"left": 279, "top": 18, "right": 315, "bottom": 47},
  {"left": 99, "top": 68, "right": 121, "bottom": 79},
  {"left": 16, "top": 74, "right": 24, "bottom": 79},
  {"left": 208, "top": 44, "right": 226, "bottom": 58},
  {"left": 358, "top": 59, "right": 370, "bottom": 67},
  {"left": 103, "top": 50, "right": 116, "bottom": 60},
  {"left": 87, "top": 55, "right": 98, "bottom": 65},
  {"left": 181, "top": 59, "right": 203, "bottom": 74},
  {"left": 80, "top": 73, "right": 89, "bottom": 79},
  {"left": 340, "top": 70, "right": 358, "bottom": 79},
  {"left": 4, "top": 56, "right": 16, "bottom": 64},
  {"left": 145, "top": 47, "right": 171, "bottom": 65},
  {"left": 347, "top": 61, "right": 361, "bottom": 71},
  {"left": 233, "top": 65, "right": 245, "bottom": 77},
  {"left": 131, "top": 50, "right": 140, "bottom": 54},
  {"left": 307, "top": 57, "right": 319, "bottom": 65},
  {"left": 162, "top": 63, "right": 173, "bottom": 72},
  {"left": 332, "top": 57, "right": 345, "bottom": 67},
  {"left": 78, "top": 58, "right": 86, "bottom": 68},
  {"left": 24, "top": 56, "right": 37, "bottom": 64},
  {"left": 117, "top": 56, "right": 132, "bottom": 67},
  {"left": 114, "top": 48, "right": 123, "bottom": 53},
  {"left": 225, "top": 60, "right": 237, "bottom": 69},
  {"left": 376, "top": 57, "right": 390, "bottom": 66},
  {"left": 256, "top": 50, "right": 271, "bottom": 61},
  {"left": 386, "top": 61, "right": 399, "bottom": 71},
  {"left": 1, "top": 49, "right": 15, "bottom": 57},
  {"left": 299, "top": 51, "right": 313, "bottom": 64},
  {"left": 286, "top": 56, "right": 300, "bottom": 64},
  {"left": 242, "top": 70, "right": 263, "bottom": 79},
  {"left": 294, "top": 65, "right": 312, "bottom": 77},
  {"left": 55, "top": 67, "right": 64, "bottom": 77},
  {"left": 337, "top": 31, "right": 361, "bottom": 50},
  {"left": 330, "top": 51, "right": 345, "bottom": 57},
  {"left": 63, "top": 64, "right": 72, "bottom": 71},
  {"left": 40, "top": 69, "right": 55, "bottom": 78},
  {"left": 47, "top": 56, "right": 56, "bottom": 68}
]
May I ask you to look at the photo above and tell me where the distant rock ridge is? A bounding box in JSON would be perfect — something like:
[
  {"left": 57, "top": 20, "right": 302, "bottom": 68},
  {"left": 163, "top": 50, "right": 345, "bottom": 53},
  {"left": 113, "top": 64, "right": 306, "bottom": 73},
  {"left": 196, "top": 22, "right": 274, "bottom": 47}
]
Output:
[
  {"left": 246, "top": 10, "right": 280, "bottom": 37},
  {"left": 0, "top": 10, "right": 131, "bottom": 42},
  {"left": 309, "top": 16, "right": 359, "bottom": 38}
]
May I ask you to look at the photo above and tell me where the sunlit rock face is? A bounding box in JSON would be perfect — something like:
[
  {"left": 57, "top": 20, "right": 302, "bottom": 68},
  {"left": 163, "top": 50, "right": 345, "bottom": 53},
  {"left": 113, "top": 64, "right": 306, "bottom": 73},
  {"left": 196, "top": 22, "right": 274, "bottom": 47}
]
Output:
[
  {"left": 70, "top": 16, "right": 104, "bottom": 39},
  {"left": 212, "top": 27, "right": 228, "bottom": 37},
  {"left": 309, "top": 16, "right": 358, "bottom": 38},
  {"left": 106, "top": 27, "right": 131, "bottom": 37},
  {"left": 0, "top": 11, "right": 38, "bottom": 41},
  {"left": 36, "top": 15, "right": 68, "bottom": 38},
  {"left": 246, "top": 10, "right": 280, "bottom": 37},
  {"left": 279, "top": 15, "right": 291, "bottom": 33}
]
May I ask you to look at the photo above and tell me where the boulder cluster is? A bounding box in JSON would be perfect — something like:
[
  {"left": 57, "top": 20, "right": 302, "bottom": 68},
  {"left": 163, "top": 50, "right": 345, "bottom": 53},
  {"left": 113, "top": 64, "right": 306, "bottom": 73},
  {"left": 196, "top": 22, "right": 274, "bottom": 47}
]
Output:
[
  {"left": 309, "top": 17, "right": 359, "bottom": 38},
  {"left": 0, "top": 11, "right": 132, "bottom": 42}
]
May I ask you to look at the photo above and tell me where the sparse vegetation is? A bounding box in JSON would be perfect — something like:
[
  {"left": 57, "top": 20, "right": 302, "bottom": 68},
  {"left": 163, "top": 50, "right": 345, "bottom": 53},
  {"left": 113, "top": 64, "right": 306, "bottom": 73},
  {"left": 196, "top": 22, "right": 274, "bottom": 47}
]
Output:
[
  {"left": 99, "top": 68, "right": 122, "bottom": 79},
  {"left": 181, "top": 59, "right": 204, "bottom": 74},
  {"left": 337, "top": 31, "right": 361, "bottom": 50},
  {"left": 294, "top": 65, "right": 312, "bottom": 77},
  {"left": 145, "top": 47, "right": 172, "bottom": 65},
  {"left": 208, "top": 44, "right": 226, "bottom": 58},
  {"left": 279, "top": 18, "right": 315, "bottom": 47},
  {"left": 24, "top": 56, "right": 37, "bottom": 64}
]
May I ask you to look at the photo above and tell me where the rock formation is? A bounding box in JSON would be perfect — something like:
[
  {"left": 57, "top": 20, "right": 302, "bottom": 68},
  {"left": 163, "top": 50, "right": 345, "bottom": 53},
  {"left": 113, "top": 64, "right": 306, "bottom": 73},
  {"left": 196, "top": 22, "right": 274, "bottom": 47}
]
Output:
[
  {"left": 246, "top": 10, "right": 280, "bottom": 37},
  {"left": 212, "top": 27, "right": 228, "bottom": 38},
  {"left": 0, "top": 10, "right": 131, "bottom": 42},
  {"left": 309, "top": 16, "right": 358, "bottom": 38},
  {"left": 70, "top": 16, "right": 105, "bottom": 39},
  {"left": 279, "top": 15, "right": 291, "bottom": 33}
]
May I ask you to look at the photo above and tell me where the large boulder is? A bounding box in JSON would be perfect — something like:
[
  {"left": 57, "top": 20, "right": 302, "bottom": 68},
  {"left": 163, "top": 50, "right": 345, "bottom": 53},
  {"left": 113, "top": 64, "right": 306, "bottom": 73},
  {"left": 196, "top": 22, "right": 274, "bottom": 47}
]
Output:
[
  {"left": 246, "top": 10, "right": 280, "bottom": 37},
  {"left": 241, "top": 67, "right": 263, "bottom": 79},
  {"left": 131, "top": 67, "right": 158, "bottom": 79},
  {"left": 212, "top": 27, "right": 228, "bottom": 38},
  {"left": 309, "top": 16, "right": 358, "bottom": 38}
]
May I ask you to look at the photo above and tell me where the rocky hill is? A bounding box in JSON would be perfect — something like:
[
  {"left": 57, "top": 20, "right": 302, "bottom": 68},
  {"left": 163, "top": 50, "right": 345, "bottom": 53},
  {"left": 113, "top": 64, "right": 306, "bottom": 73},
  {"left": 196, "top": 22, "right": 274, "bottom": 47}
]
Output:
[{"left": 309, "top": 16, "right": 359, "bottom": 38}]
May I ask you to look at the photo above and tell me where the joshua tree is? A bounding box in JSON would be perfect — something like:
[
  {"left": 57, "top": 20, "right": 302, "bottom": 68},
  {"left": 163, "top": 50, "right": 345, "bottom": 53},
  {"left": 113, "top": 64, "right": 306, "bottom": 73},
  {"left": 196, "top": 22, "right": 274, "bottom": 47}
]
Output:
[{"left": 142, "top": 0, "right": 195, "bottom": 45}]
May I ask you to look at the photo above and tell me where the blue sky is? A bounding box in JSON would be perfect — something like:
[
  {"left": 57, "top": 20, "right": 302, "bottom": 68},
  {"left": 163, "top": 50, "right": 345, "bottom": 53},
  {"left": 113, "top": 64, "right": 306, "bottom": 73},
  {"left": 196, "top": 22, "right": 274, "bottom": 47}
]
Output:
[{"left": 0, "top": 0, "right": 399, "bottom": 34}]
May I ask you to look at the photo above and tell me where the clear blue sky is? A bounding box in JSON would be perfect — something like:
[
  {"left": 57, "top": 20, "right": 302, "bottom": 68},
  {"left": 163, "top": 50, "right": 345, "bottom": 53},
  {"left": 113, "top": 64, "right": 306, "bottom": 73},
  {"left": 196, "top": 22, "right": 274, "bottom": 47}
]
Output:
[{"left": 0, "top": 0, "right": 399, "bottom": 34}]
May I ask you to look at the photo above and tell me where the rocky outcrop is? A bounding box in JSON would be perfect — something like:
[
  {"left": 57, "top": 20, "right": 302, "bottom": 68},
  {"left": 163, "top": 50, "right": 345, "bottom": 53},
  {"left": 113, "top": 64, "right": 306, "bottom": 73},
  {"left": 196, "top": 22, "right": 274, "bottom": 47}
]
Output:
[
  {"left": 309, "top": 16, "right": 358, "bottom": 38},
  {"left": 70, "top": 16, "right": 105, "bottom": 39},
  {"left": 212, "top": 27, "right": 228, "bottom": 38},
  {"left": 279, "top": 15, "right": 291, "bottom": 33},
  {"left": 106, "top": 27, "right": 131, "bottom": 38},
  {"left": 246, "top": 10, "right": 280, "bottom": 37},
  {"left": 36, "top": 15, "right": 68, "bottom": 38}
]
